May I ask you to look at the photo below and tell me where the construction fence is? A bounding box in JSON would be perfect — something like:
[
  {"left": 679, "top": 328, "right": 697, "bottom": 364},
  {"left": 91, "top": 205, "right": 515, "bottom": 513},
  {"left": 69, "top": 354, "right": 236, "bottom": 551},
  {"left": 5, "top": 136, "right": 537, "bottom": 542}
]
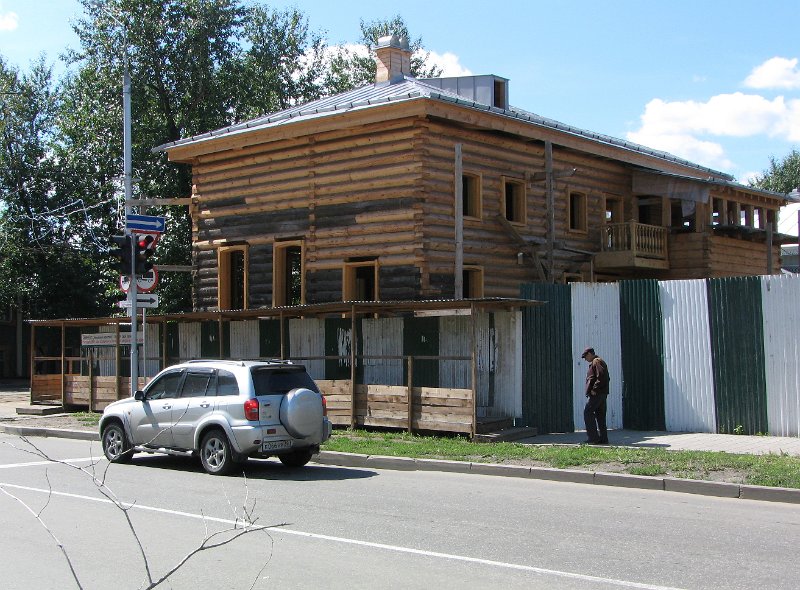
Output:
[{"left": 521, "top": 273, "right": 800, "bottom": 437}]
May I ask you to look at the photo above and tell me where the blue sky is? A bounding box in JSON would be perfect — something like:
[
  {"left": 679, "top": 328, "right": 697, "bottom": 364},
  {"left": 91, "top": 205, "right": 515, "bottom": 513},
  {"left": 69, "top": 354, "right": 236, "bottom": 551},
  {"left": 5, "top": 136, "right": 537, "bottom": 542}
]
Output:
[{"left": 1, "top": 0, "right": 799, "bottom": 234}]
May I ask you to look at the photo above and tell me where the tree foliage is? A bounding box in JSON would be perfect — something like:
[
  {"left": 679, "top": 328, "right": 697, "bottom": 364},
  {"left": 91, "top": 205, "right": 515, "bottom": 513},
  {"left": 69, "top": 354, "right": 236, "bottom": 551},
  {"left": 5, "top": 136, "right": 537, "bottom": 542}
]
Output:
[
  {"left": 0, "top": 1, "right": 439, "bottom": 319},
  {"left": 750, "top": 150, "right": 800, "bottom": 194},
  {"left": 322, "top": 15, "right": 442, "bottom": 94}
]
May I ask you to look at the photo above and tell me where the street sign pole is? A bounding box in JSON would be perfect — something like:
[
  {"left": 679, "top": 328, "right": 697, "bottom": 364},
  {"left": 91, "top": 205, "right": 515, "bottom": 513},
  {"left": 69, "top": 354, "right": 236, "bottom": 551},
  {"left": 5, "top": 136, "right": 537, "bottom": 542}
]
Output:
[{"left": 129, "top": 238, "right": 139, "bottom": 394}]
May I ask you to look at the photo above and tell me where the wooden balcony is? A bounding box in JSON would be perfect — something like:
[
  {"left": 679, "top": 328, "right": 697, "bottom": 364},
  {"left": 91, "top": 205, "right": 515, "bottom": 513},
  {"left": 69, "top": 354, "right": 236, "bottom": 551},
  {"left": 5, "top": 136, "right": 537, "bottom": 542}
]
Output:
[{"left": 594, "top": 221, "right": 670, "bottom": 270}]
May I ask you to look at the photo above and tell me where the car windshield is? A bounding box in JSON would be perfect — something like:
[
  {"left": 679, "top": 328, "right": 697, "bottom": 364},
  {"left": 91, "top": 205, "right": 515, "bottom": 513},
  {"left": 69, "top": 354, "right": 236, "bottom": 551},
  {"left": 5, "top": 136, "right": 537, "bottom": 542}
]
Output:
[{"left": 251, "top": 367, "right": 319, "bottom": 395}]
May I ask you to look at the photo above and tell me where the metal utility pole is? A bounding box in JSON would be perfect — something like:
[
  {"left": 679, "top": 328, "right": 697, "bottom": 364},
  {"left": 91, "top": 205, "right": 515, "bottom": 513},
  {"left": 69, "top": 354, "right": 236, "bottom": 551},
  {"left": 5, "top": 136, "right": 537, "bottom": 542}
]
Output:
[{"left": 122, "top": 50, "right": 139, "bottom": 396}]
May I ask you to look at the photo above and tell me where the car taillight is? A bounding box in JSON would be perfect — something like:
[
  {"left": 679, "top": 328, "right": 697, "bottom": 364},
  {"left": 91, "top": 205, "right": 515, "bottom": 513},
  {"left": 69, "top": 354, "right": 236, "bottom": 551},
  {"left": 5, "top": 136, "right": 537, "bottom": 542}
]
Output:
[
  {"left": 320, "top": 393, "right": 327, "bottom": 416},
  {"left": 244, "top": 399, "right": 259, "bottom": 421}
]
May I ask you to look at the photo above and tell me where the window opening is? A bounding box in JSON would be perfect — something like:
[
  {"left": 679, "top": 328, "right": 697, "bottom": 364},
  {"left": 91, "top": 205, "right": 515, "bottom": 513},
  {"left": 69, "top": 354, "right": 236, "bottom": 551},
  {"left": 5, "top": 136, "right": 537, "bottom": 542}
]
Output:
[
  {"left": 569, "top": 191, "right": 587, "bottom": 232},
  {"left": 344, "top": 261, "right": 378, "bottom": 301},
  {"left": 462, "top": 173, "right": 481, "bottom": 218},
  {"left": 218, "top": 246, "right": 248, "bottom": 310},
  {"left": 503, "top": 178, "right": 525, "bottom": 223},
  {"left": 274, "top": 242, "right": 303, "bottom": 307},
  {"left": 462, "top": 266, "right": 484, "bottom": 298}
]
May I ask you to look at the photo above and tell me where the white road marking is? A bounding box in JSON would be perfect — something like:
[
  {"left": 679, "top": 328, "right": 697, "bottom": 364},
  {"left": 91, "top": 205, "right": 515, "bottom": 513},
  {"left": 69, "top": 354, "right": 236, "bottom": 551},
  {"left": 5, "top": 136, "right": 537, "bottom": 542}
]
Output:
[
  {"left": 0, "top": 457, "right": 98, "bottom": 469},
  {"left": 0, "top": 482, "right": 687, "bottom": 590}
]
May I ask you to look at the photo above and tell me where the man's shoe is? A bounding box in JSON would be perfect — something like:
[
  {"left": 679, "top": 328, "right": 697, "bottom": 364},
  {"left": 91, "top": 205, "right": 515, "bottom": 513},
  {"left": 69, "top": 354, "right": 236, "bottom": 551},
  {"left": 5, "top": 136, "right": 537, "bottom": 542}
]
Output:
[{"left": 597, "top": 438, "right": 609, "bottom": 445}]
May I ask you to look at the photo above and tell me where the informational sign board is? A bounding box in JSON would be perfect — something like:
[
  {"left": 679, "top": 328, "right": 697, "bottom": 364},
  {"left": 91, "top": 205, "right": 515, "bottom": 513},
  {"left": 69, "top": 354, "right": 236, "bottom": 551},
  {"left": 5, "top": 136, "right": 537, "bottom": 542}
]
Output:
[
  {"left": 127, "top": 214, "right": 166, "bottom": 233},
  {"left": 81, "top": 332, "right": 144, "bottom": 347}
]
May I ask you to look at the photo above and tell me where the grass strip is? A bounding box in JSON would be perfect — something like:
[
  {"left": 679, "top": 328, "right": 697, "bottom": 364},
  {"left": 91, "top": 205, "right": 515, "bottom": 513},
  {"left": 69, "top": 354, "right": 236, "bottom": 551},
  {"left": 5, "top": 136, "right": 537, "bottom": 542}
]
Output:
[{"left": 322, "top": 429, "right": 800, "bottom": 489}]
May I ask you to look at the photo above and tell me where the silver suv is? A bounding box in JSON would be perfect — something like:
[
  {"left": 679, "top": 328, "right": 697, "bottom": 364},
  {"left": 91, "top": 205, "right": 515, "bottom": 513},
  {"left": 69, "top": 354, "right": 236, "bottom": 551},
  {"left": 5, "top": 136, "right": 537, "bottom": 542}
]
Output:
[{"left": 99, "top": 360, "right": 332, "bottom": 475}]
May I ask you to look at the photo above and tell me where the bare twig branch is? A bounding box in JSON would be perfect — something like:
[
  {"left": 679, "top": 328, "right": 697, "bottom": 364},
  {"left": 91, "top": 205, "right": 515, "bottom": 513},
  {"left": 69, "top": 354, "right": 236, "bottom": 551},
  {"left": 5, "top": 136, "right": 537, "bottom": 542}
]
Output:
[
  {"left": 0, "top": 485, "right": 84, "bottom": 589},
  {"left": 2, "top": 435, "right": 276, "bottom": 589}
]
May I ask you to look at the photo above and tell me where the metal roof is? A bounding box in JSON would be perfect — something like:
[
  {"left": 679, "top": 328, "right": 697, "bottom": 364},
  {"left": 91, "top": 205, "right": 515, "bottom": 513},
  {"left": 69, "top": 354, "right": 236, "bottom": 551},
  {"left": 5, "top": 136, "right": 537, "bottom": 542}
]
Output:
[
  {"left": 28, "top": 297, "right": 544, "bottom": 326},
  {"left": 153, "top": 75, "right": 732, "bottom": 179},
  {"left": 631, "top": 167, "right": 788, "bottom": 200}
]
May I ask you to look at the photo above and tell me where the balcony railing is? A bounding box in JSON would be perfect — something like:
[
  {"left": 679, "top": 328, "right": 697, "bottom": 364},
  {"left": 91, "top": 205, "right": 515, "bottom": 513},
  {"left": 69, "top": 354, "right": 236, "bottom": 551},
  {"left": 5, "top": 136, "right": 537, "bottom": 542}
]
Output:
[{"left": 602, "top": 221, "right": 668, "bottom": 259}]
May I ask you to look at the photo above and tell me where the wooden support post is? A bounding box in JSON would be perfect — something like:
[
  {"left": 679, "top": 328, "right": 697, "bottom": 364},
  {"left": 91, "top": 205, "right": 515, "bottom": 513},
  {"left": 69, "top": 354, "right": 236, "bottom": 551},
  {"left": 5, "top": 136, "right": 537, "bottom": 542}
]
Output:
[
  {"left": 115, "top": 321, "right": 121, "bottom": 400},
  {"left": 545, "top": 141, "right": 555, "bottom": 282},
  {"left": 454, "top": 143, "right": 464, "bottom": 299},
  {"left": 470, "top": 302, "right": 478, "bottom": 438},
  {"left": 661, "top": 197, "right": 672, "bottom": 228},
  {"left": 349, "top": 306, "right": 357, "bottom": 429},
  {"left": 407, "top": 356, "right": 414, "bottom": 433},
  {"left": 29, "top": 324, "right": 36, "bottom": 403},
  {"left": 60, "top": 322, "right": 66, "bottom": 407},
  {"left": 88, "top": 349, "right": 95, "bottom": 412},
  {"left": 279, "top": 311, "right": 285, "bottom": 359},
  {"left": 161, "top": 319, "right": 167, "bottom": 373},
  {"left": 218, "top": 316, "right": 224, "bottom": 359},
  {"left": 767, "top": 222, "right": 773, "bottom": 274}
]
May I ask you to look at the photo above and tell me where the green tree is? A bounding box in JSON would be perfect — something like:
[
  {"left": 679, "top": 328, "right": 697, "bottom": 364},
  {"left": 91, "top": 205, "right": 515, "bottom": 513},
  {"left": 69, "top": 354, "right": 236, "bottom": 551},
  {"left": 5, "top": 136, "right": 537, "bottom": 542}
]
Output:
[
  {"left": 0, "top": 56, "right": 110, "bottom": 318},
  {"left": 3, "top": 2, "right": 444, "bottom": 319},
  {"left": 322, "top": 15, "right": 443, "bottom": 94},
  {"left": 751, "top": 150, "right": 800, "bottom": 194},
  {"left": 69, "top": 0, "right": 332, "bottom": 313}
]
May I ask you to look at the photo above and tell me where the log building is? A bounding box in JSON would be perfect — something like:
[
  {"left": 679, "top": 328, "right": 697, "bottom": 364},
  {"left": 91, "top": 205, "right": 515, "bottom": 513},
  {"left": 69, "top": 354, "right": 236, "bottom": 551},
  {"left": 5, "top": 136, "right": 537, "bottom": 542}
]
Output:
[{"left": 157, "top": 35, "right": 794, "bottom": 312}]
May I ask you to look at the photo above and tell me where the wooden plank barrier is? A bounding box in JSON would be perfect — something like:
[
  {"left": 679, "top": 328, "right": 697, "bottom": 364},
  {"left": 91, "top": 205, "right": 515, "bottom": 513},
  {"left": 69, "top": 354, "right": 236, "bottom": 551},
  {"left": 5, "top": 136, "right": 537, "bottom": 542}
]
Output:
[{"left": 318, "top": 380, "right": 473, "bottom": 434}]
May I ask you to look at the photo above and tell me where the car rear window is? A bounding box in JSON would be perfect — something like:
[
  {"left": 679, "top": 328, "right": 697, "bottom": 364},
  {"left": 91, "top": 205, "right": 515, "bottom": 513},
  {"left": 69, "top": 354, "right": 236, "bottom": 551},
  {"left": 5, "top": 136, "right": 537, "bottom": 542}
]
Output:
[{"left": 251, "top": 367, "right": 319, "bottom": 395}]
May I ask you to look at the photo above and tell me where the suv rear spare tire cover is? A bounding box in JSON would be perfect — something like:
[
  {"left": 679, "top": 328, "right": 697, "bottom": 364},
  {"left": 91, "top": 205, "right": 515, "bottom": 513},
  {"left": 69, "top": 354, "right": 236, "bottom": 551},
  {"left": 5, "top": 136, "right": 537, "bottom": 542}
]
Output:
[{"left": 279, "top": 388, "right": 323, "bottom": 438}]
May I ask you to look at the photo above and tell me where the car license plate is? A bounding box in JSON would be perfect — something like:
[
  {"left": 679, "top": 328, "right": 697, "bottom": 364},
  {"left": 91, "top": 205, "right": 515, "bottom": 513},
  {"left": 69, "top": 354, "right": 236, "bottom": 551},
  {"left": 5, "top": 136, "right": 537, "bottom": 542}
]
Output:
[{"left": 262, "top": 440, "right": 292, "bottom": 452}]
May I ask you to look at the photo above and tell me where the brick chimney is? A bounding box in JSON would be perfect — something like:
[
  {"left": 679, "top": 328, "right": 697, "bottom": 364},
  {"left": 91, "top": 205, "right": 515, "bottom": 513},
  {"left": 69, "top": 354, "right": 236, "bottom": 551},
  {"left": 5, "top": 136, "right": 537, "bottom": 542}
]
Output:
[{"left": 375, "top": 35, "right": 411, "bottom": 83}]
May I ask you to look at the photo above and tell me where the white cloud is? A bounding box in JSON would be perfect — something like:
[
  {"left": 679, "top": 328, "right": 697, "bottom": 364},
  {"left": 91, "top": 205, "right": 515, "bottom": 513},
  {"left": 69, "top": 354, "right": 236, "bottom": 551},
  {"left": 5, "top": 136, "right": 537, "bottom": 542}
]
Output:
[
  {"left": 0, "top": 9, "right": 18, "bottom": 31},
  {"left": 421, "top": 50, "right": 472, "bottom": 77},
  {"left": 745, "top": 57, "right": 800, "bottom": 89},
  {"left": 627, "top": 89, "right": 800, "bottom": 171},
  {"left": 626, "top": 129, "right": 733, "bottom": 171}
]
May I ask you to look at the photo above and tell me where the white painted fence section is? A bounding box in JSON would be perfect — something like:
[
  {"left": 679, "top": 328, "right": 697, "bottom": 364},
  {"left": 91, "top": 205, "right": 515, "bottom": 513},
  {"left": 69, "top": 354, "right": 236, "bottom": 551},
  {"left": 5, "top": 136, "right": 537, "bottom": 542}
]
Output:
[
  {"left": 289, "top": 318, "right": 325, "bottom": 379},
  {"left": 362, "top": 318, "right": 403, "bottom": 385},
  {"left": 761, "top": 274, "right": 800, "bottom": 436},
  {"left": 570, "top": 283, "right": 623, "bottom": 430},
  {"left": 178, "top": 322, "right": 201, "bottom": 360},
  {"left": 493, "top": 311, "right": 523, "bottom": 419},
  {"left": 229, "top": 320, "right": 259, "bottom": 359},
  {"left": 439, "top": 315, "right": 471, "bottom": 389},
  {"left": 660, "top": 280, "right": 717, "bottom": 433}
]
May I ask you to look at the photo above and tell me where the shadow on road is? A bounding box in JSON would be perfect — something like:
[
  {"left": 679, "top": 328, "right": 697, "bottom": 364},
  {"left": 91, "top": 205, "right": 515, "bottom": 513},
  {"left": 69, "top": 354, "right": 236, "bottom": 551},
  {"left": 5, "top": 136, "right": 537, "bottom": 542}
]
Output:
[{"left": 126, "top": 453, "right": 377, "bottom": 481}]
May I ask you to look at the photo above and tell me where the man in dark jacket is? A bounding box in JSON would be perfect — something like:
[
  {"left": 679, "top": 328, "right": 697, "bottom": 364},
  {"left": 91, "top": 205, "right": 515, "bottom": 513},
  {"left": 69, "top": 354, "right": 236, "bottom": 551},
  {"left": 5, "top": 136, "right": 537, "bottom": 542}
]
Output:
[{"left": 582, "top": 347, "right": 610, "bottom": 444}]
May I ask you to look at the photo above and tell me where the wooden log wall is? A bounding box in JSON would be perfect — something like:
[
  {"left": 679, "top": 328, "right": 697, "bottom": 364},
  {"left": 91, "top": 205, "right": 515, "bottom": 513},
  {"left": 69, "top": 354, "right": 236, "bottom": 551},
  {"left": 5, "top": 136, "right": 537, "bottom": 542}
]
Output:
[
  {"left": 419, "top": 119, "right": 633, "bottom": 294},
  {"left": 708, "top": 236, "right": 780, "bottom": 277},
  {"left": 190, "top": 118, "right": 428, "bottom": 309}
]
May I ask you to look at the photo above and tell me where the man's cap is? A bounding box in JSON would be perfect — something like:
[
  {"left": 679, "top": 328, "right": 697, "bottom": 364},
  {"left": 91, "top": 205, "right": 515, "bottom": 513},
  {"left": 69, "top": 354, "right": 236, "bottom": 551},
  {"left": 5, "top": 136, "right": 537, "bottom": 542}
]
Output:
[{"left": 581, "top": 347, "right": 595, "bottom": 358}]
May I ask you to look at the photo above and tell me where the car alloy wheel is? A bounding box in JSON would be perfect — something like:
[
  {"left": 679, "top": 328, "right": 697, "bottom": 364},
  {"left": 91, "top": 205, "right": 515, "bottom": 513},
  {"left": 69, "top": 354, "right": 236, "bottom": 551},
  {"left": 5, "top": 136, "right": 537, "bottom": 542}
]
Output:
[{"left": 200, "top": 430, "right": 234, "bottom": 475}]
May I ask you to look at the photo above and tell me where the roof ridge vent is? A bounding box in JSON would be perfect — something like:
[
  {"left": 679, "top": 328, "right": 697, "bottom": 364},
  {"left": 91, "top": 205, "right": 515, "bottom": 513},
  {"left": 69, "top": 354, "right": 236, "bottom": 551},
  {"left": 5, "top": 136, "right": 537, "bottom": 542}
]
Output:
[{"left": 375, "top": 34, "right": 411, "bottom": 84}]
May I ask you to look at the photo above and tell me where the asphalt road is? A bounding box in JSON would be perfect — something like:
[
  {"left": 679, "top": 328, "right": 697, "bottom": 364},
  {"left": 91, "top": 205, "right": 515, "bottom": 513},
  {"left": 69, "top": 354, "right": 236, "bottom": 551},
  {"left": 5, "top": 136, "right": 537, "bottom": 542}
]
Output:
[{"left": 1, "top": 433, "right": 797, "bottom": 590}]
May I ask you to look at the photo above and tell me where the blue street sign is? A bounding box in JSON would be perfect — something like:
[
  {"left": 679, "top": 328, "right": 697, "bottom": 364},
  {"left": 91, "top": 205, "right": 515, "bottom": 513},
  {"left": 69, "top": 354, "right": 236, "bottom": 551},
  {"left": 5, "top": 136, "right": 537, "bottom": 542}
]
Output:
[{"left": 127, "top": 214, "right": 166, "bottom": 233}]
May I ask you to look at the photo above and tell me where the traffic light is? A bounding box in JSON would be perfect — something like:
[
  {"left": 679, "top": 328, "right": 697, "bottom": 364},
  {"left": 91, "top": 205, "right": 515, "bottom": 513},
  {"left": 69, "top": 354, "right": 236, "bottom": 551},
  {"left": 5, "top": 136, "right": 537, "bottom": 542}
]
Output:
[
  {"left": 134, "top": 234, "right": 155, "bottom": 276},
  {"left": 110, "top": 234, "right": 132, "bottom": 274}
]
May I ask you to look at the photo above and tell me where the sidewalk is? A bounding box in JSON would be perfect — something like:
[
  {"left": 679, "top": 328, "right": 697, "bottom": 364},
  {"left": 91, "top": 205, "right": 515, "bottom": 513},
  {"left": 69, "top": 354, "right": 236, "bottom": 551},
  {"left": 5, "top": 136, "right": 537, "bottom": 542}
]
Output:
[{"left": 517, "top": 430, "right": 800, "bottom": 457}]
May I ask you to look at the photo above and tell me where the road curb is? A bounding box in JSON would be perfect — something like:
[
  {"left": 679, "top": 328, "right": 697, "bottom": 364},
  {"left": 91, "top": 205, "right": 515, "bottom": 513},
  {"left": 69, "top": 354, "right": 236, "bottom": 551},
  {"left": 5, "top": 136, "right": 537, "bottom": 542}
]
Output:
[
  {"left": 5, "top": 426, "right": 800, "bottom": 505},
  {"left": 0, "top": 423, "right": 99, "bottom": 441}
]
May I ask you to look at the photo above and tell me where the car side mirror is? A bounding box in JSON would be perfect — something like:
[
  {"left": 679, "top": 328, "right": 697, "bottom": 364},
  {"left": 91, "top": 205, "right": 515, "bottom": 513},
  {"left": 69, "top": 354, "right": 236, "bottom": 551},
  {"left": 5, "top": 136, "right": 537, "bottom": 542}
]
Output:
[{"left": 134, "top": 390, "right": 145, "bottom": 401}]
